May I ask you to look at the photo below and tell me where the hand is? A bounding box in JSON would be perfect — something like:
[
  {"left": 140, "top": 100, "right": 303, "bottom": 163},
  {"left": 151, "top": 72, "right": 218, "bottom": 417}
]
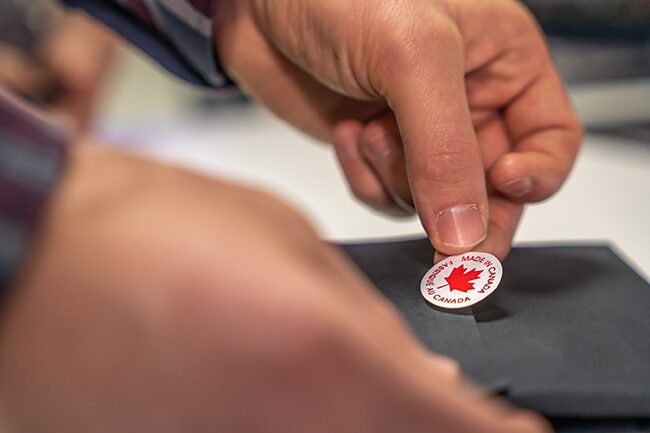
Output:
[
  {"left": 0, "top": 144, "right": 548, "bottom": 433},
  {"left": 0, "top": 13, "right": 114, "bottom": 128},
  {"left": 214, "top": 0, "right": 582, "bottom": 259}
]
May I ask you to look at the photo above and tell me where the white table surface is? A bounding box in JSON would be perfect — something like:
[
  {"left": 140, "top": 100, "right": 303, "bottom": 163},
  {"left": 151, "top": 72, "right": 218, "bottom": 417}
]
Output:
[{"left": 93, "top": 47, "right": 650, "bottom": 281}]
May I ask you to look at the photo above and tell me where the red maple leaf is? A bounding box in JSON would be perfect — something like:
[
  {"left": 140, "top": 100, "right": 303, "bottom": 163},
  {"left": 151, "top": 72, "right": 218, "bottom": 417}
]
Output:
[{"left": 443, "top": 265, "right": 483, "bottom": 293}]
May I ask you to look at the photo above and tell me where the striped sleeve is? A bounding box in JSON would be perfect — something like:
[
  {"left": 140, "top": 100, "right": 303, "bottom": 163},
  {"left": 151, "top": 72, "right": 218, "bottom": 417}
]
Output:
[
  {"left": 61, "top": 0, "right": 234, "bottom": 89},
  {"left": 0, "top": 88, "right": 69, "bottom": 295}
]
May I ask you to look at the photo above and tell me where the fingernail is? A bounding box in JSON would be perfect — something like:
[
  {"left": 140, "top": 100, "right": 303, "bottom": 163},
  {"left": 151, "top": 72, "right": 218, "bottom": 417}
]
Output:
[
  {"left": 435, "top": 204, "right": 486, "bottom": 248},
  {"left": 364, "top": 132, "right": 392, "bottom": 160},
  {"left": 501, "top": 177, "right": 533, "bottom": 198}
]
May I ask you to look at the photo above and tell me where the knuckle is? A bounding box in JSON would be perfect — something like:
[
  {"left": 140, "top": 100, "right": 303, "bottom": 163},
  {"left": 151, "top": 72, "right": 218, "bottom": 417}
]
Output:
[
  {"left": 371, "top": 298, "right": 421, "bottom": 343},
  {"left": 360, "top": 121, "right": 389, "bottom": 150},
  {"left": 408, "top": 140, "right": 478, "bottom": 185},
  {"left": 378, "top": 7, "right": 461, "bottom": 70},
  {"left": 493, "top": 153, "right": 520, "bottom": 179},
  {"left": 435, "top": 356, "right": 462, "bottom": 382},
  {"left": 568, "top": 119, "right": 585, "bottom": 157},
  {"left": 446, "top": 358, "right": 462, "bottom": 378},
  {"left": 500, "top": 1, "right": 545, "bottom": 44}
]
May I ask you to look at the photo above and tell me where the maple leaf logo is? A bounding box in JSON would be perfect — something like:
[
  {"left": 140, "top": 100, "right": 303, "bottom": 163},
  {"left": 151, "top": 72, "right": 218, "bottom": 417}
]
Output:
[{"left": 442, "top": 265, "right": 483, "bottom": 293}]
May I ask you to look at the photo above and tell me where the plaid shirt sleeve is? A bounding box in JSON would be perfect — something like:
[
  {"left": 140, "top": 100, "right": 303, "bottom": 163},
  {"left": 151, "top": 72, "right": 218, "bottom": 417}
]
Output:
[
  {"left": 0, "top": 89, "right": 69, "bottom": 297},
  {"left": 61, "top": 0, "right": 234, "bottom": 89}
]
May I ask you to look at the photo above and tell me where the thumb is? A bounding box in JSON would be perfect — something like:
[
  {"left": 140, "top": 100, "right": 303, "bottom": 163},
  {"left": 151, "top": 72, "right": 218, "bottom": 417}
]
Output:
[{"left": 378, "top": 19, "right": 488, "bottom": 255}]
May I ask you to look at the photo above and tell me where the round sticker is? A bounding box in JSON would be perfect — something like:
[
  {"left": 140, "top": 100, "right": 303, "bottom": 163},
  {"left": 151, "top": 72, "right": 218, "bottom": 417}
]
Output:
[{"left": 420, "top": 252, "right": 503, "bottom": 310}]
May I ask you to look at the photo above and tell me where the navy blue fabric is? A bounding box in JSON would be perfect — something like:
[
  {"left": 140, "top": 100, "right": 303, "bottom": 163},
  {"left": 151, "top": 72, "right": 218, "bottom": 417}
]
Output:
[{"left": 62, "top": 0, "right": 210, "bottom": 87}]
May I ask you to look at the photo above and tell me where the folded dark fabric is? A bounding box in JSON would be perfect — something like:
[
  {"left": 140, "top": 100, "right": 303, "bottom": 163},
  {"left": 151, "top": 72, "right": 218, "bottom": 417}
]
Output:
[{"left": 340, "top": 239, "right": 650, "bottom": 420}]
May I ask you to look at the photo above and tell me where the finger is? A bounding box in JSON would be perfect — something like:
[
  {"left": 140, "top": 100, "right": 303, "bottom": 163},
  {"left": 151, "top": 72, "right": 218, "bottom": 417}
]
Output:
[
  {"left": 475, "top": 118, "right": 524, "bottom": 260},
  {"left": 491, "top": 59, "right": 582, "bottom": 202},
  {"left": 433, "top": 195, "right": 522, "bottom": 263},
  {"left": 43, "top": 14, "right": 115, "bottom": 128},
  {"left": 476, "top": 195, "right": 523, "bottom": 260},
  {"left": 332, "top": 120, "right": 406, "bottom": 215},
  {"left": 0, "top": 46, "right": 56, "bottom": 98},
  {"left": 418, "top": 353, "right": 552, "bottom": 433},
  {"left": 378, "top": 20, "right": 489, "bottom": 255},
  {"left": 358, "top": 114, "right": 415, "bottom": 215},
  {"left": 217, "top": 11, "right": 388, "bottom": 144},
  {"left": 434, "top": 117, "right": 521, "bottom": 263},
  {"left": 433, "top": 252, "right": 449, "bottom": 264},
  {"left": 425, "top": 354, "right": 462, "bottom": 385},
  {"left": 474, "top": 114, "right": 512, "bottom": 171}
]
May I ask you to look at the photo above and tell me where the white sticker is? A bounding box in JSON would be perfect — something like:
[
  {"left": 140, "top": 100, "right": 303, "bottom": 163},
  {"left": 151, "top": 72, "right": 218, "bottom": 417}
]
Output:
[{"left": 420, "top": 252, "right": 503, "bottom": 310}]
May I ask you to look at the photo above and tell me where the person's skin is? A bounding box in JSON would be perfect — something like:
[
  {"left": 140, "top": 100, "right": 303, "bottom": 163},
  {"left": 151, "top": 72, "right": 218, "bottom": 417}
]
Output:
[
  {"left": 0, "top": 143, "right": 549, "bottom": 433},
  {"left": 0, "top": 2, "right": 580, "bottom": 430},
  {"left": 214, "top": 0, "right": 583, "bottom": 260},
  {"left": 0, "top": 13, "right": 114, "bottom": 128}
]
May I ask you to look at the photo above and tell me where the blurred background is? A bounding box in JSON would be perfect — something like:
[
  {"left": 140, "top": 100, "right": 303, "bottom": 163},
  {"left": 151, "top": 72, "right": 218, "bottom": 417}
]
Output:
[{"left": 1, "top": 0, "right": 650, "bottom": 278}]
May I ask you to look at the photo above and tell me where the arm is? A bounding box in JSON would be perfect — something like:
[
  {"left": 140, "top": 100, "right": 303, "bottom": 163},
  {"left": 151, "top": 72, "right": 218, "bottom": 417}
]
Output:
[
  {"left": 0, "top": 112, "right": 549, "bottom": 433},
  {"left": 0, "top": 3, "right": 571, "bottom": 429},
  {"left": 0, "top": 3, "right": 555, "bottom": 423},
  {"left": 64, "top": 0, "right": 581, "bottom": 260}
]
